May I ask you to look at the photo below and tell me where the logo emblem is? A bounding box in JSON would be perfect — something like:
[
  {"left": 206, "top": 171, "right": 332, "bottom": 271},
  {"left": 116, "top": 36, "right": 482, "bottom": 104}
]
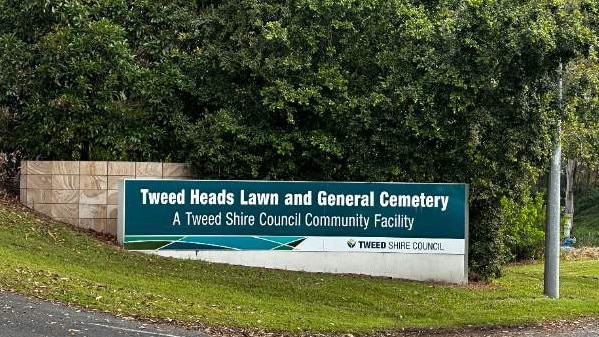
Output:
[{"left": 347, "top": 239, "right": 356, "bottom": 248}]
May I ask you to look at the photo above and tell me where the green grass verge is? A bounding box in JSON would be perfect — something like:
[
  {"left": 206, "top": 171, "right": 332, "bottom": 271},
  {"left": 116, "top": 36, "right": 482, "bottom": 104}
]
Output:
[
  {"left": 573, "top": 189, "right": 599, "bottom": 247},
  {"left": 0, "top": 205, "right": 598, "bottom": 334}
]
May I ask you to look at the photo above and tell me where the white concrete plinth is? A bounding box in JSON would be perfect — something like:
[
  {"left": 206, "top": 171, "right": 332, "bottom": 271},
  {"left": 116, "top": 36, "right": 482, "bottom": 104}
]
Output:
[{"left": 151, "top": 250, "right": 468, "bottom": 284}]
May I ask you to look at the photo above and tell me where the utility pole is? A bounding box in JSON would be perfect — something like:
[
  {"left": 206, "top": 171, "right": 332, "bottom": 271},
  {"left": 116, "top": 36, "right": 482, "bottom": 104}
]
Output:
[{"left": 544, "top": 61, "right": 562, "bottom": 299}]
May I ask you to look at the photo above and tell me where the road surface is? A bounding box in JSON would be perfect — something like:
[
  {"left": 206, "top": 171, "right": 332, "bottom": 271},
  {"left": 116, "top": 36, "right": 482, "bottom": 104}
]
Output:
[{"left": 0, "top": 291, "right": 207, "bottom": 337}]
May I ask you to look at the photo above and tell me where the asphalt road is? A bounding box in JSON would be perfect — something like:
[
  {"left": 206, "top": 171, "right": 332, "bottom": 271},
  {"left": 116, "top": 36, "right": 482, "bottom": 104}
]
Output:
[{"left": 0, "top": 291, "right": 208, "bottom": 337}]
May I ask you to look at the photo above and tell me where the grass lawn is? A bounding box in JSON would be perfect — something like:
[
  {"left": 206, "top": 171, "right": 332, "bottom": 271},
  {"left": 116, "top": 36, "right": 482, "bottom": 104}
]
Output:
[{"left": 0, "top": 203, "right": 598, "bottom": 334}]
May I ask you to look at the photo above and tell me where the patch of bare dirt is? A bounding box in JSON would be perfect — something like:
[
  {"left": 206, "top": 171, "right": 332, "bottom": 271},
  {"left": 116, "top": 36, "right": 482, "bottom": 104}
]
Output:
[
  {"left": 563, "top": 247, "right": 599, "bottom": 260},
  {"left": 178, "top": 317, "right": 599, "bottom": 337},
  {"left": 0, "top": 189, "right": 26, "bottom": 209}
]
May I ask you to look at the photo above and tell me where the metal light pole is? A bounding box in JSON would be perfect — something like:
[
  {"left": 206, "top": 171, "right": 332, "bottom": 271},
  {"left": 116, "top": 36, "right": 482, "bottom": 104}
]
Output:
[{"left": 544, "top": 62, "right": 562, "bottom": 299}]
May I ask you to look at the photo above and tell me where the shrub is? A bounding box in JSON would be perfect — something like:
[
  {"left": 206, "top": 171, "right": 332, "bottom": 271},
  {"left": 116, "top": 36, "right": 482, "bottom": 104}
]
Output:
[
  {"left": 0, "top": 150, "right": 20, "bottom": 195},
  {"left": 500, "top": 193, "right": 546, "bottom": 262},
  {"left": 2, "top": 0, "right": 596, "bottom": 280}
]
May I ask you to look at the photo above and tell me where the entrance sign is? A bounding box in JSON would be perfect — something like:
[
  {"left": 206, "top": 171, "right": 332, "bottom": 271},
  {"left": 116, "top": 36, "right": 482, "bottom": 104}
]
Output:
[{"left": 118, "top": 180, "right": 468, "bottom": 283}]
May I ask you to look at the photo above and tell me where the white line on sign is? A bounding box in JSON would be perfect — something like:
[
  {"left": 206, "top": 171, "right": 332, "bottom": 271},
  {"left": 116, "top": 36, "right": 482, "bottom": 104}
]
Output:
[{"left": 86, "top": 323, "right": 188, "bottom": 337}]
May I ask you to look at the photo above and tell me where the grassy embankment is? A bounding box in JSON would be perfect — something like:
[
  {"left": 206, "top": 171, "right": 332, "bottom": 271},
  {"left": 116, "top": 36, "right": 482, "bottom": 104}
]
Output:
[
  {"left": 0, "top": 201, "right": 598, "bottom": 334},
  {"left": 573, "top": 189, "right": 599, "bottom": 247}
]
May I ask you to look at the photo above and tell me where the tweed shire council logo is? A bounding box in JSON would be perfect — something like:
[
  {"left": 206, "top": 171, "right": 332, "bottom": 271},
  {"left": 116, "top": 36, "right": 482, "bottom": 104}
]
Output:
[{"left": 347, "top": 239, "right": 356, "bottom": 248}]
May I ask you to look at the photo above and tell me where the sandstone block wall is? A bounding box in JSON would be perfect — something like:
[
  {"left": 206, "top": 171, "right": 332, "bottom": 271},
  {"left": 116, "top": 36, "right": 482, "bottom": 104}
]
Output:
[{"left": 20, "top": 161, "right": 193, "bottom": 235}]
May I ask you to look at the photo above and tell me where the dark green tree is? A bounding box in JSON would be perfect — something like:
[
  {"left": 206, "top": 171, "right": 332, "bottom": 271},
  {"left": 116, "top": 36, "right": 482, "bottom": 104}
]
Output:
[
  {"left": 0, "top": 0, "right": 597, "bottom": 279},
  {"left": 178, "top": 0, "right": 596, "bottom": 278}
]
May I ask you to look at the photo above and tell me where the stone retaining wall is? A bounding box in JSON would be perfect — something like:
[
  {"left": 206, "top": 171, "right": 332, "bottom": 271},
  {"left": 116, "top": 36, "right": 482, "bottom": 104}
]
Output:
[{"left": 19, "top": 161, "right": 193, "bottom": 235}]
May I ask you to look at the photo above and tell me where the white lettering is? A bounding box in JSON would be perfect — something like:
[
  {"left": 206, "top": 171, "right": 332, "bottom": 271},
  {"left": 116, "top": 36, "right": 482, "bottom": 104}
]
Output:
[
  {"left": 190, "top": 189, "right": 234, "bottom": 205},
  {"left": 379, "top": 192, "right": 449, "bottom": 211},
  {"left": 240, "top": 190, "right": 279, "bottom": 205},
  {"left": 172, "top": 211, "right": 180, "bottom": 225},
  {"left": 139, "top": 189, "right": 184, "bottom": 205}
]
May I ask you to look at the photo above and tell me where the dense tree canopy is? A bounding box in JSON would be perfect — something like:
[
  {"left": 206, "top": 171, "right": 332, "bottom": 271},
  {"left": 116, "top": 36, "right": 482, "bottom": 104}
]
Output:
[{"left": 1, "top": 0, "right": 598, "bottom": 279}]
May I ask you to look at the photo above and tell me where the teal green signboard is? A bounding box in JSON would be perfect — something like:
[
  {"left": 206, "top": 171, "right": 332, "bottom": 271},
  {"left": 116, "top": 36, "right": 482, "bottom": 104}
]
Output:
[{"left": 119, "top": 180, "right": 467, "bottom": 254}]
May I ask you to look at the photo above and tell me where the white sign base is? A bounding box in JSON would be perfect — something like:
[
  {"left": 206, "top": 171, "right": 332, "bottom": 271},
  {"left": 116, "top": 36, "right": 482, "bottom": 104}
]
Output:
[{"left": 148, "top": 250, "right": 468, "bottom": 284}]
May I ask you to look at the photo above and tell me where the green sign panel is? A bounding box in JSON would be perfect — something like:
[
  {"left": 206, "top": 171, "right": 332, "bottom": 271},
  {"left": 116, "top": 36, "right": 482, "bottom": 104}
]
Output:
[{"left": 120, "top": 180, "right": 467, "bottom": 253}]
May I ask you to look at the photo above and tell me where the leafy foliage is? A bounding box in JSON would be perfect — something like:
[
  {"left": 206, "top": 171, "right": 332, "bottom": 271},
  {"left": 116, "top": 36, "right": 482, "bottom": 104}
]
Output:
[
  {"left": 562, "top": 50, "right": 599, "bottom": 168},
  {"left": 183, "top": 0, "right": 596, "bottom": 278},
  {"left": 1, "top": 0, "right": 599, "bottom": 279},
  {"left": 500, "top": 193, "right": 547, "bottom": 262},
  {"left": 23, "top": 18, "right": 143, "bottom": 159}
]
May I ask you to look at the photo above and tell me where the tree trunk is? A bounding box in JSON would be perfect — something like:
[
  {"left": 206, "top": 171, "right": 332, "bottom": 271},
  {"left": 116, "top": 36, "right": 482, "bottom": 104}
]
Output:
[{"left": 564, "top": 158, "right": 577, "bottom": 238}]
